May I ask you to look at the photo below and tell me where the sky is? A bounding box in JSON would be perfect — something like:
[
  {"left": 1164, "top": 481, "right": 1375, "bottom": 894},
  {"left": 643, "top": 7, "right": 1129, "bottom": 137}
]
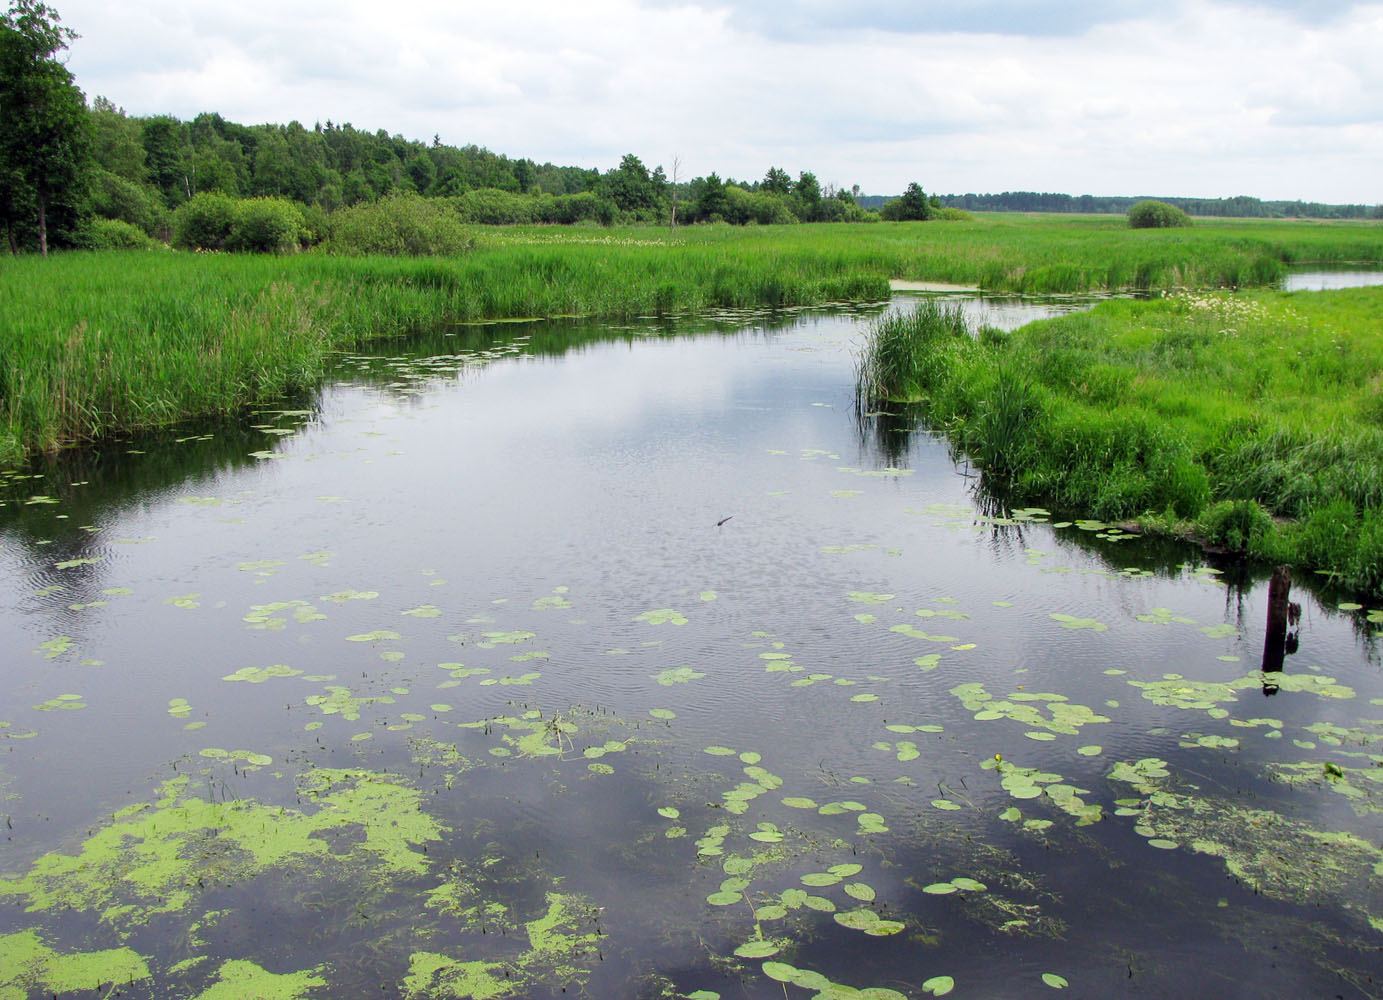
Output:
[{"left": 49, "top": 0, "right": 1383, "bottom": 203}]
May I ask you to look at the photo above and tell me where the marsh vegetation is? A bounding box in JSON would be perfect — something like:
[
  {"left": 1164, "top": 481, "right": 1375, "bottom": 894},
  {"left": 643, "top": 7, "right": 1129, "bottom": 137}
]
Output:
[
  {"left": 3, "top": 305, "right": 1382, "bottom": 1000},
  {"left": 857, "top": 283, "right": 1383, "bottom": 594},
  {"left": 6, "top": 214, "right": 1382, "bottom": 465}
]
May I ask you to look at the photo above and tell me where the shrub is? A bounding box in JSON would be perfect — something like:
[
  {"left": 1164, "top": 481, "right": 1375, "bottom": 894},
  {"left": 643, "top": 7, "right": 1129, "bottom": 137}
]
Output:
[
  {"left": 880, "top": 183, "right": 932, "bottom": 221},
  {"left": 1128, "top": 200, "right": 1192, "bottom": 229},
  {"left": 534, "top": 192, "right": 609, "bottom": 225},
  {"left": 227, "top": 198, "right": 305, "bottom": 253},
  {"left": 324, "top": 194, "right": 474, "bottom": 256},
  {"left": 89, "top": 169, "right": 169, "bottom": 237},
  {"left": 297, "top": 203, "right": 330, "bottom": 247},
  {"left": 172, "top": 192, "right": 238, "bottom": 250},
  {"left": 724, "top": 186, "right": 797, "bottom": 226},
  {"left": 452, "top": 188, "right": 537, "bottom": 225},
  {"left": 84, "top": 217, "right": 162, "bottom": 250}
]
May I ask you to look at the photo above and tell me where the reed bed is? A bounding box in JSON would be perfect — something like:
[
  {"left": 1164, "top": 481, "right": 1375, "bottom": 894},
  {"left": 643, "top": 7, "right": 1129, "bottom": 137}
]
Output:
[
  {"left": 0, "top": 247, "right": 886, "bottom": 462},
  {"left": 3, "top": 213, "right": 1380, "bottom": 465},
  {"left": 857, "top": 285, "right": 1383, "bottom": 594},
  {"left": 495, "top": 215, "right": 1383, "bottom": 293}
]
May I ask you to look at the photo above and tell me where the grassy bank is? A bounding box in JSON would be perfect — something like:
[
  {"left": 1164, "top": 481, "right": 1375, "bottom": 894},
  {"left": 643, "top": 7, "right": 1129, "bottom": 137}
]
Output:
[
  {"left": 0, "top": 246, "right": 885, "bottom": 463},
  {"left": 490, "top": 215, "right": 1383, "bottom": 293},
  {"left": 858, "top": 285, "right": 1383, "bottom": 594},
  {"left": 2, "top": 214, "right": 1380, "bottom": 465}
]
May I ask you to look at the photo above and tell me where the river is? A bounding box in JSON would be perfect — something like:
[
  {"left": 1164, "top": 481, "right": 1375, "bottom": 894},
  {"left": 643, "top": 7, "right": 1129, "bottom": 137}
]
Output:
[{"left": 1, "top": 289, "right": 1380, "bottom": 999}]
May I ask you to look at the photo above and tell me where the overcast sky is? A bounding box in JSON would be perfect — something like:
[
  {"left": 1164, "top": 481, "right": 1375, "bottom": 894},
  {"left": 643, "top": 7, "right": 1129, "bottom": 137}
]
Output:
[{"left": 52, "top": 0, "right": 1383, "bottom": 203}]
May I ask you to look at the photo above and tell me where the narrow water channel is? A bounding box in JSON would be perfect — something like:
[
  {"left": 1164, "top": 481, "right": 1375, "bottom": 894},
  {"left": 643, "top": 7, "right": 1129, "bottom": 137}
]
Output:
[{"left": 1, "top": 293, "right": 1380, "bottom": 999}]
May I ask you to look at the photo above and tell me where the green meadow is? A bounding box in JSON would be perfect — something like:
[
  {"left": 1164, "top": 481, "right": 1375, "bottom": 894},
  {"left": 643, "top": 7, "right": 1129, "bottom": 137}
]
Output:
[{"left": 858, "top": 283, "right": 1383, "bottom": 593}]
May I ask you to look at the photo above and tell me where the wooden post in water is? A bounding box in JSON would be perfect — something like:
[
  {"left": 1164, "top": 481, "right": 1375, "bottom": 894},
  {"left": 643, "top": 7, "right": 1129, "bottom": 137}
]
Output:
[{"left": 1260, "top": 565, "right": 1292, "bottom": 680}]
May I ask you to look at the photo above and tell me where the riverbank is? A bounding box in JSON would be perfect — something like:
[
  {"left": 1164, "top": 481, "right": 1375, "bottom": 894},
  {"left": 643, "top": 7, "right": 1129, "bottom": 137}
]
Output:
[
  {"left": 3, "top": 215, "right": 1381, "bottom": 465},
  {"left": 858, "top": 285, "right": 1383, "bottom": 594},
  {"left": 0, "top": 248, "right": 886, "bottom": 464}
]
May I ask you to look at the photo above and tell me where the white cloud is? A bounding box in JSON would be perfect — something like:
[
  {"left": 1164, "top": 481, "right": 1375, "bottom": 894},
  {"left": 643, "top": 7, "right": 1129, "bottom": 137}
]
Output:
[{"left": 55, "top": 0, "right": 1383, "bottom": 202}]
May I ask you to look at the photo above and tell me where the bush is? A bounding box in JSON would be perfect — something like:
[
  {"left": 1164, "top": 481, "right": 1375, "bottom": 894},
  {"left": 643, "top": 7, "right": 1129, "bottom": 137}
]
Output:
[
  {"left": 452, "top": 188, "right": 537, "bottom": 225},
  {"left": 297, "top": 203, "right": 331, "bottom": 247},
  {"left": 880, "top": 183, "right": 932, "bottom": 222},
  {"left": 172, "top": 192, "right": 238, "bottom": 250},
  {"left": 227, "top": 198, "right": 305, "bottom": 253},
  {"left": 1128, "top": 200, "right": 1192, "bottom": 229},
  {"left": 724, "top": 186, "right": 797, "bottom": 226},
  {"left": 324, "top": 194, "right": 474, "bottom": 256},
  {"left": 84, "top": 217, "right": 162, "bottom": 250},
  {"left": 88, "top": 169, "right": 169, "bottom": 237},
  {"left": 534, "top": 192, "right": 610, "bottom": 225}
]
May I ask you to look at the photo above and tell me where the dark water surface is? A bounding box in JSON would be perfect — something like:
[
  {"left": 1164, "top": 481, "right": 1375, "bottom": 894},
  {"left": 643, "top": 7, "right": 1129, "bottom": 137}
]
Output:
[{"left": 2, "top": 303, "right": 1381, "bottom": 1000}]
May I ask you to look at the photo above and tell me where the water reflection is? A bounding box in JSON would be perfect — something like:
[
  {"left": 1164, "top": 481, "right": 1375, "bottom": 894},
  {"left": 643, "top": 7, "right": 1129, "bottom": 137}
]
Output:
[{"left": 1282, "top": 268, "right": 1383, "bottom": 292}]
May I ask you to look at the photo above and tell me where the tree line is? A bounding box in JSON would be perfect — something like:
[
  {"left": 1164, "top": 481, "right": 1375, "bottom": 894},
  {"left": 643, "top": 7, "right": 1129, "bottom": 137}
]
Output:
[
  {"left": 937, "top": 190, "right": 1381, "bottom": 220},
  {"left": 12, "top": 1, "right": 1371, "bottom": 257},
  {"left": 5, "top": 1, "right": 953, "bottom": 254}
]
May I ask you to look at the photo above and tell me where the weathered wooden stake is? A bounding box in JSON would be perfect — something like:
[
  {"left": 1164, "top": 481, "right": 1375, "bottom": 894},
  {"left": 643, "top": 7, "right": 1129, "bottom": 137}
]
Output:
[{"left": 1261, "top": 565, "right": 1292, "bottom": 677}]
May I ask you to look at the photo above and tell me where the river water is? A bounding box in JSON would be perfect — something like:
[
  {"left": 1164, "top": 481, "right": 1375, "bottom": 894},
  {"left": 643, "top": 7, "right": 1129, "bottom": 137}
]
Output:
[
  {"left": 1283, "top": 268, "right": 1383, "bottom": 292},
  {"left": 1, "top": 294, "right": 1380, "bottom": 999}
]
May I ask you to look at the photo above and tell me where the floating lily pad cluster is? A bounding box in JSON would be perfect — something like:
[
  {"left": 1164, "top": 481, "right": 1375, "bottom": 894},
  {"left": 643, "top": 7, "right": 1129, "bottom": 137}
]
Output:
[{"left": 951, "top": 682, "right": 1110, "bottom": 736}]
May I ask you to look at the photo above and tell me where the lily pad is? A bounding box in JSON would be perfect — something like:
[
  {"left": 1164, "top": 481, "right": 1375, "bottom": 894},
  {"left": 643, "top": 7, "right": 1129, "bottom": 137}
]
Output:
[
  {"left": 652, "top": 667, "right": 705, "bottom": 686},
  {"left": 1050, "top": 613, "right": 1107, "bottom": 631},
  {"left": 636, "top": 608, "right": 688, "bottom": 626},
  {"left": 733, "top": 940, "right": 780, "bottom": 959}
]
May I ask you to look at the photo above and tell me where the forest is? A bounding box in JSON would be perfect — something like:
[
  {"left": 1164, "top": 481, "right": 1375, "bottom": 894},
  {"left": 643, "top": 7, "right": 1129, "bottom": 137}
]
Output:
[{"left": 0, "top": 0, "right": 893, "bottom": 255}]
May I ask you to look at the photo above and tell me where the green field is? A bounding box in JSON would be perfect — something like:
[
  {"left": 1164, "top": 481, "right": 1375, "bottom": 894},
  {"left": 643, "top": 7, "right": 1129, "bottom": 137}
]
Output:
[{"left": 3, "top": 214, "right": 1382, "bottom": 473}]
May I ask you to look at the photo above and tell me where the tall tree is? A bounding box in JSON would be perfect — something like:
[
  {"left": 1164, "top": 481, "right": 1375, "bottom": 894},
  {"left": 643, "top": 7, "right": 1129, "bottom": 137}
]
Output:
[
  {"left": 668, "top": 155, "right": 681, "bottom": 229},
  {"left": 793, "top": 171, "right": 821, "bottom": 221},
  {"left": 141, "top": 114, "right": 188, "bottom": 205},
  {"left": 762, "top": 166, "right": 791, "bottom": 195},
  {"left": 603, "top": 153, "right": 659, "bottom": 218},
  {"left": 0, "top": 0, "right": 89, "bottom": 255},
  {"left": 89, "top": 95, "right": 146, "bottom": 182},
  {"left": 696, "top": 171, "right": 727, "bottom": 221}
]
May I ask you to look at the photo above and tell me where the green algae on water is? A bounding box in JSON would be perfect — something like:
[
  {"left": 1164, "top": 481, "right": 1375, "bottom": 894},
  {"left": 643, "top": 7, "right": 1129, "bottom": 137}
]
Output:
[
  {"left": 0, "top": 929, "right": 150, "bottom": 998},
  {"left": 0, "top": 768, "right": 443, "bottom": 927},
  {"left": 190, "top": 959, "right": 326, "bottom": 1000}
]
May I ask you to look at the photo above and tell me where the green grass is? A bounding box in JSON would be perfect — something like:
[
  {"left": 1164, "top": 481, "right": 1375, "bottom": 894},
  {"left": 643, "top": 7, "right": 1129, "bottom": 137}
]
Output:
[
  {"left": 0, "top": 246, "right": 886, "bottom": 463},
  {"left": 493, "top": 214, "right": 1383, "bottom": 293},
  {"left": 860, "top": 284, "right": 1383, "bottom": 594},
  {"left": 3, "top": 213, "right": 1381, "bottom": 467}
]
